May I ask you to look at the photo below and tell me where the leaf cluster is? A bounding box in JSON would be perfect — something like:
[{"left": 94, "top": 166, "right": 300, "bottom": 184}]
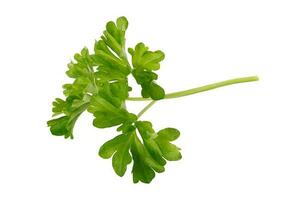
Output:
[{"left": 47, "top": 16, "right": 181, "bottom": 183}]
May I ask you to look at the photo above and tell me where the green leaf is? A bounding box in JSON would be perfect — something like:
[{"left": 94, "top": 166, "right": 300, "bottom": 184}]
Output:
[
  {"left": 92, "top": 52, "right": 130, "bottom": 75},
  {"left": 96, "top": 82, "right": 128, "bottom": 108},
  {"left": 99, "top": 134, "right": 128, "bottom": 159},
  {"left": 92, "top": 17, "right": 131, "bottom": 86},
  {"left": 116, "top": 16, "right": 128, "bottom": 31},
  {"left": 47, "top": 99, "right": 89, "bottom": 139},
  {"left": 63, "top": 77, "right": 94, "bottom": 97},
  {"left": 88, "top": 94, "right": 136, "bottom": 128},
  {"left": 101, "top": 16, "right": 128, "bottom": 58},
  {"left": 131, "top": 133, "right": 165, "bottom": 183},
  {"left": 148, "top": 82, "right": 165, "bottom": 100},
  {"left": 156, "top": 128, "right": 180, "bottom": 141},
  {"left": 135, "top": 121, "right": 167, "bottom": 166},
  {"left": 51, "top": 98, "right": 66, "bottom": 116},
  {"left": 155, "top": 140, "right": 181, "bottom": 161},
  {"left": 47, "top": 116, "right": 69, "bottom": 136},
  {"left": 99, "top": 132, "right": 133, "bottom": 177},
  {"left": 155, "top": 128, "right": 182, "bottom": 161},
  {"left": 112, "top": 142, "right": 132, "bottom": 176},
  {"left": 66, "top": 48, "right": 95, "bottom": 79},
  {"left": 129, "top": 42, "right": 164, "bottom": 71},
  {"left": 135, "top": 122, "right": 181, "bottom": 167},
  {"left": 62, "top": 47, "right": 98, "bottom": 100},
  {"left": 129, "top": 43, "right": 165, "bottom": 100},
  {"left": 131, "top": 149, "right": 155, "bottom": 183},
  {"left": 135, "top": 121, "right": 155, "bottom": 139},
  {"left": 143, "top": 139, "right": 166, "bottom": 166}
]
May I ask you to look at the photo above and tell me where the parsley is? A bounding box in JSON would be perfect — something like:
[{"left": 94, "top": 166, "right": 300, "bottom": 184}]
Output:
[{"left": 47, "top": 16, "right": 259, "bottom": 183}]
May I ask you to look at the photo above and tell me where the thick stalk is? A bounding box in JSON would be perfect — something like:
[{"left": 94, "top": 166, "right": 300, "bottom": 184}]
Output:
[{"left": 128, "top": 76, "right": 259, "bottom": 101}]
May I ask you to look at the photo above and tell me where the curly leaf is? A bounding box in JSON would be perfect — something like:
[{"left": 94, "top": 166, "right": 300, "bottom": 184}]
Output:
[
  {"left": 101, "top": 16, "right": 128, "bottom": 58},
  {"left": 135, "top": 121, "right": 181, "bottom": 172},
  {"left": 47, "top": 99, "right": 89, "bottom": 139},
  {"left": 99, "top": 132, "right": 133, "bottom": 176},
  {"left": 129, "top": 42, "right": 164, "bottom": 70},
  {"left": 129, "top": 43, "right": 165, "bottom": 100},
  {"left": 131, "top": 133, "right": 165, "bottom": 183},
  {"left": 155, "top": 128, "right": 182, "bottom": 161}
]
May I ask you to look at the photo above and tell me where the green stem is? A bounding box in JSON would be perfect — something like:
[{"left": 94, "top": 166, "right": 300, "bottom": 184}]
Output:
[
  {"left": 137, "top": 100, "right": 156, "bottom": 118},
  {"left": 128, "top": 76, "right": 259, "bottom": 101}
]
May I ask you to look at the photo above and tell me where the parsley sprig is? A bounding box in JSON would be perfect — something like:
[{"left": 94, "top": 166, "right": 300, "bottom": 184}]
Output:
[{"left": 47, "top": 16, "right": 259, "bottom": 183}]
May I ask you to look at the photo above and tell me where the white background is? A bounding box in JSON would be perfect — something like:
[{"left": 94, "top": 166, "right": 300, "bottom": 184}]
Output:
[{"left": 0, "top": 0, "right": 300, "bottom": 199}]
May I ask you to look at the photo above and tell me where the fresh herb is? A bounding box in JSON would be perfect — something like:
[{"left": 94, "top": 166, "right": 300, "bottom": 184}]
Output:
[{"left": 47, "top": 16, "right": 259, "bottom": 183}]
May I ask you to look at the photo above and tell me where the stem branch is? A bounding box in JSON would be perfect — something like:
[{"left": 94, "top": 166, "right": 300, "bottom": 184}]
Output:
[{"left": 137, "top": 101, "right": 156, "bottom": 118}]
